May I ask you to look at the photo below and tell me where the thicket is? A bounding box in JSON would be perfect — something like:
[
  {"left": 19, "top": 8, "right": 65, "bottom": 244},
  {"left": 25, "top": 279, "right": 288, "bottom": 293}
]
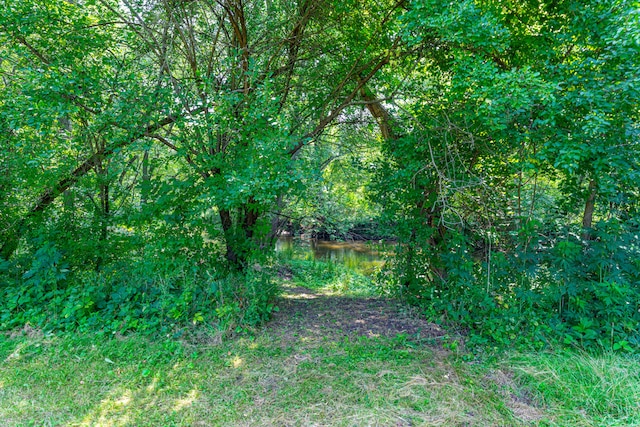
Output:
[
  {"left": 0, "top": 240, "right": 278, "bottom": 335},
  {"left": 374, "top": 0, "right": 640, "bottom": 351},
  {"left": 379, "top": 220, "right": 640, "bottom": 351}
]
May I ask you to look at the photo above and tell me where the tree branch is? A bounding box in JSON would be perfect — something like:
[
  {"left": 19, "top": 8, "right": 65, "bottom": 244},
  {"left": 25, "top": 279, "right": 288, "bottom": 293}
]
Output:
[
  {"left": 288, "top": 52, "right": 392, "bottom": 157},
  {"left": 1, "top": 108, "right": 202, "bottom": 259}
]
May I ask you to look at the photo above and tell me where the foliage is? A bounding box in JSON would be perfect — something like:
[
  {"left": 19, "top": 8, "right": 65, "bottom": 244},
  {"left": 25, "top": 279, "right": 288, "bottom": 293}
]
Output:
[
  {"left": 282, "top": 123, "right": 389, "bottom": 240},
  {"left": 0, "top": 244, "right": 278, "bottom": 335},
  {"left": 378, "top": 218, "right": 640, "bottom": 351},
  {"left": 0, "top": 0, "right": 638, "bottom": 350},
  {"left": 369, "top": 0, "right": 640, "bottom": 351}
]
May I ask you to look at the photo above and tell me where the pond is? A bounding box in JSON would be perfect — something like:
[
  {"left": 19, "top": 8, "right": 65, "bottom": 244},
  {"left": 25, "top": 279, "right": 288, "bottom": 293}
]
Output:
[{"left": 275, "top": 236, "right": 393, "bottom": 274}]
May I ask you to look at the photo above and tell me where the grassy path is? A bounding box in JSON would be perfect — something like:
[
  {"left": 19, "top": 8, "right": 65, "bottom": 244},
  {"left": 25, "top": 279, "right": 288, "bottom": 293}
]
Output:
[{"left": 1, "top": 279, "right": 639, "bottom": 426}]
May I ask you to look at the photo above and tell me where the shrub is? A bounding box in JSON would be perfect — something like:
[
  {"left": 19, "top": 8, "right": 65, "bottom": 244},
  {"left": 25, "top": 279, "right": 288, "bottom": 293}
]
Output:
[
  {"left": 0, "top": 241, "right": 279, "bottom": 336},
  {"left": 384, "top": 219, "right": 640, "bottom": 352}
]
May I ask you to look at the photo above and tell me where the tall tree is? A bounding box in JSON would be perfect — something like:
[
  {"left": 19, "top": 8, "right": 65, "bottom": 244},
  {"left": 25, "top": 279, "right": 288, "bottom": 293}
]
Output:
[
  {"left": 0, "top": 0, "right": 404, "bottom": 268},
  {"left": 371, "top": 0, "right": 639, "bottom": 285}
]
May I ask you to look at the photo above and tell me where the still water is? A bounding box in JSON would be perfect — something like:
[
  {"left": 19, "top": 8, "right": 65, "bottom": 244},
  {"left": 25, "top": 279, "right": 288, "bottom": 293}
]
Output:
[{"left": 275, "top": 236, "right": 392, "bottom": 273}]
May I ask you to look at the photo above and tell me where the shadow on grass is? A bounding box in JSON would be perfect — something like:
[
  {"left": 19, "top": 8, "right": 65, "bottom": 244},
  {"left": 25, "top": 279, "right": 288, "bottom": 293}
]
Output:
[{"left": 268, "top": 285, "right": 446, "bottom": 345}]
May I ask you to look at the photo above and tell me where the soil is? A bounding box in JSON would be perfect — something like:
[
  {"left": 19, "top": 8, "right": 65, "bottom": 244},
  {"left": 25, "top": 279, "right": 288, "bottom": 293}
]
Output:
[{"left": 268, "top": 285, "right": 446, "bottom": 344}]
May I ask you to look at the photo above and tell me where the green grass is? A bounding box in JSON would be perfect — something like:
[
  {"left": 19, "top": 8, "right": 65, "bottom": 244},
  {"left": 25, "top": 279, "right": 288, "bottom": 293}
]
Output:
[
  {"left": 0, "top": 332, "right": 495, "bottom": 426},
  {"left": 284, "top": 257, "right": 381, "bottom": 297},
  {"left": 507, "top": 351, "right": 640, "bottom": 426},
  {"left": 2, "top": 329, "right": 639, "bottom": 426}
]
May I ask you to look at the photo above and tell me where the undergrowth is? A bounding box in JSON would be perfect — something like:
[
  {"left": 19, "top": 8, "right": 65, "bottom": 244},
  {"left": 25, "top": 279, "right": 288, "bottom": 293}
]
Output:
[
  {"left": 0, "top": 243, "right": 278, "bottom": 336},
  {"left": 381, "top": 219, "right": 640, "bottom": 353}
]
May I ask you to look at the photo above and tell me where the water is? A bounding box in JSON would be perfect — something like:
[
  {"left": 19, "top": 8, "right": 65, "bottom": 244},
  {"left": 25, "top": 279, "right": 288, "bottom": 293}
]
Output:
[{"left": 275, "top": 236, "right": 392, "bottom": 274}]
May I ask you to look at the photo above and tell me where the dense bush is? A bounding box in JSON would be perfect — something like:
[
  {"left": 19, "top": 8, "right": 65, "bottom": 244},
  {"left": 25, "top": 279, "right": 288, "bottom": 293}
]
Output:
[
  {"left": 0, "top": 241, "right": 278, "bottom": 335},
  {"left": 380, "top": 219, "right": 640, "bottom": 352}
]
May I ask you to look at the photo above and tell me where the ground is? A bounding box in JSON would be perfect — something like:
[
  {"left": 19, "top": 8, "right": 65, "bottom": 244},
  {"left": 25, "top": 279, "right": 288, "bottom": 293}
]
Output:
[
  {"left": 270, "top": 284, "right": 444, "bottom": 344},
  {"left": 0, "top": 276, "right": 638, "bottom": 426},
  {"left": 267, "top": 283, "right": 548, "bottom": 426}
]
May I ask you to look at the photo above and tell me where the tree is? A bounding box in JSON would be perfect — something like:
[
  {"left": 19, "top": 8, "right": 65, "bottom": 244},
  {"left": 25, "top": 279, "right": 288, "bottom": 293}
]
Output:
[
  {"left": 0, "top": 0, "right": 404, "bottom": 269},
  {"left": 369, "top": 0, "right": 640, "bottom": 347}
]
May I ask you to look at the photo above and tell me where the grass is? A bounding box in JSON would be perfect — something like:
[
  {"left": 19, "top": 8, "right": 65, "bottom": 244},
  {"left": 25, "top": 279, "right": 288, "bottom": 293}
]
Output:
[
  {"left": 2, "top": 331, "right": 639, "bottom": 426},
  {"left": 1, "top": 259, "right": 639, "bottom": 426},
  {"left": 283, "top": 256, "right": 383, "bottom": 297},
  {"left": 507, "top": 351, "right": 640, "bottom": 426}
]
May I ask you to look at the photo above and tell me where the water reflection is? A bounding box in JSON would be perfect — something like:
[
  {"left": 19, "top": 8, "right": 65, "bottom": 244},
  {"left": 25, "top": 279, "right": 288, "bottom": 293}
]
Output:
[{"left": 275, "top": 237, "right": 392, "bottom": 274}]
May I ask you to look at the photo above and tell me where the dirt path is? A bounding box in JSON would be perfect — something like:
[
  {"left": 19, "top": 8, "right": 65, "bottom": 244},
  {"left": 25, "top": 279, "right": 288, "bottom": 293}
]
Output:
[
  {"left": 264, "top": 285, "right": 547, "bottom": 425},
  {"left": 267, "top": 285, "right": 445, "bottom": 344}
]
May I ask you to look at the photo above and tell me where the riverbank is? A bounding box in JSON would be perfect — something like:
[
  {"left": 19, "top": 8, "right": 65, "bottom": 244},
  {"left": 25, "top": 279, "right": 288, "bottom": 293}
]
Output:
[{"left": 1, "top": 260, "right": 638, "bottom": 426}]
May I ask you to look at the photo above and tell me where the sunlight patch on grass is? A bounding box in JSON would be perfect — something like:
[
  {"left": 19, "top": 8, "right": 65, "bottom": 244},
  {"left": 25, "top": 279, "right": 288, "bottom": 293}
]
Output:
[
  {"left": 81, "top": 397, "right": 133, "bottom": 427},
  {"left": 146, "top": 376, "right": 159, "bottom": 392},
  {"left": 113, "top": 390, "right": 133, "bottom": 407},
  {"left": 281, "top": 292, "right": 318, "bottom": 299},
  {"left": 173, "top": 388, "right": 199, "bottom": 412},
  {"left": 231, "top": 355, "right": 244, "bottom": 368}
]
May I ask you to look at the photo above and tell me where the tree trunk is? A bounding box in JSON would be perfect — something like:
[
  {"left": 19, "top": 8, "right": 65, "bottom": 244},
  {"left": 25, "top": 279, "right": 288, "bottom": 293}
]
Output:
[
  {"left": 219, "top": 208, "right": 240, "bottom": 268},
  {"left": 361, "top": 84, "right": 448, "bottom": 282},
  {"left": 581, "top": 179, "right": 597, "bottom": 239},
  {"left": 219, "top": 198, "right": 262, "bottom": 271}
]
